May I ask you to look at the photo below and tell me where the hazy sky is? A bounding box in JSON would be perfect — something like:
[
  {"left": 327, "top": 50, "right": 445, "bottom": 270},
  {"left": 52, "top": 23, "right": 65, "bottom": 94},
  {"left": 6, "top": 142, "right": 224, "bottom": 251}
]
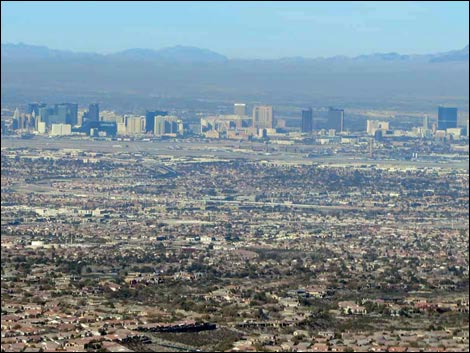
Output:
[{"left": 1, "top": 1, "right": 468, "bottom": 59}]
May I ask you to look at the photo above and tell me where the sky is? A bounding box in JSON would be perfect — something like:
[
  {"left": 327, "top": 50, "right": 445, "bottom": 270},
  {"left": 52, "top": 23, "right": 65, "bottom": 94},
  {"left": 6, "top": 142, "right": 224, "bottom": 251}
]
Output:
[{"left": 1, "top": 1, "right": 468, "bottom": 59}]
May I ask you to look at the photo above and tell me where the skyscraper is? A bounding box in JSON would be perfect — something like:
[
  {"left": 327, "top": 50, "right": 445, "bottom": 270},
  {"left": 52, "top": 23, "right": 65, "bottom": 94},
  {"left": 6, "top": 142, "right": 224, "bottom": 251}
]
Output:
[
  {"left": 126, "top": 116, "right": 144, "bottom": 135},
  {"left": 252, "top": 105, "right": 274, "bottom": 129},
  {"left": 301, "top": 108, "right": 313, "bottom": 133},
  {"left": 87, "top": 103, "right": 100, "bottom": 122},
  {"left": 437, "top": 106, "right": 457, "bottom": 130},
  {"left": 145, "top": 110, "right": 168, "bottom": 133},
  {"left": 66, "top": 103, "right": 78, "bottom": 126},
  {"left": 154, "top": 116, "right": 182, "bottom": 136},
  {"left": 234, "top": 103, "right": 247, "bottom": 116},
  {"left": 53, "top": 103, "right": 78, "bottom": 126},
  {"left": 50, "top": 104, "right": 68, "bottom": 125},
  {"left": 39, "top": 106, "right": 55, "bottom": 125},
  {"left": 423, "top": 115, "right": 429, "bottom": 130},
  {"left": 27, "top": 103, "right": 46, "bottom": 116},
  {"left": 326, "top": 107, "right": 344, "bottom": 132}
]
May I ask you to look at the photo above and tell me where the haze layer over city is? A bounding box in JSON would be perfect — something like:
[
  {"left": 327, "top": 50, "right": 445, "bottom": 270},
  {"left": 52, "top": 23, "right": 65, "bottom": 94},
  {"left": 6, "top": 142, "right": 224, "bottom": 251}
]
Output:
[{"left": 1, "top": 1, "right": 469, "bottom": 352}]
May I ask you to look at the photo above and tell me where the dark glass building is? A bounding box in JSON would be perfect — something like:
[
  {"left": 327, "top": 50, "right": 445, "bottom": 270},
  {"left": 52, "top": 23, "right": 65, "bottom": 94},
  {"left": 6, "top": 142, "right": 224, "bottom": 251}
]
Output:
[
  {"left": 87, "top": 103, "right": 100, "bottom": 122},
  {"left": 27, "top": 103, "right": 47, "bottom": 116},
  {"left": 145, "top": 110, "right": 168, "bottom": 133},
  {"left": 38, "top": 106, "right": 56, "bottom": 125},
  {"left": 64, "top": 103, "right": 78, "bottom": 126},
  {"left": 301, "top": 108, "right": 313, "bottom": 133},
  {"left": 437, "top": 106, "right": 458, "bottom": 130},
  {"left": 326, "top": 107, "right": 344, "bottom": 132}
]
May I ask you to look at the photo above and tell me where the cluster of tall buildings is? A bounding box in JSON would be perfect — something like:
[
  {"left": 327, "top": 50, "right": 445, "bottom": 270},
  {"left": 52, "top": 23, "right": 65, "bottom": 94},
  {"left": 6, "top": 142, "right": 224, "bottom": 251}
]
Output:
[
  {"left": 202, "top": 103, "right": 280, "bottom": 139},
  {"left": 153, "top": 115, "right": 183, "bottom": 136},
  {"left": 27, "top": 102, "right": 101, "bottom": 127},
  {"left": 365, "top": 106, "right": 467, "bottom": 139},
  {"left": 4, "top": 101, "right": 468, "bottom": 140},
  {"left": 123, "top": 113, "right": 183, "bottom": 136},
  {"left": 28, "top": 103, "right": 79, "bottom": 126},
  {"left": 18, "top": 102, "right": 99, "bottom": 134},
  {"left": 301, "top": 107, "right": 344, "bottom": 134},
  {"left": 7, "top": 103, "right": 185, "bottom": 138},
  {"left": 145, "top": 110, "right": 168, "bottom": 133}
]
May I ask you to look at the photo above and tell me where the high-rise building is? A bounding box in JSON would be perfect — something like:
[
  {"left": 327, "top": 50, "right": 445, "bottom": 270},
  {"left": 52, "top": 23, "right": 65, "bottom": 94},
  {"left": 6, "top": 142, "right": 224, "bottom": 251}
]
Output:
[
  {"left": 50, "top": 123, "right": 72, "bottom": 136},
  {"left": 423, "top": 115, "right": 429, "bottom": 130},
  {"left": 437, "top": 106, "right": 457, "bottom": 130},
  {"left": 154, "top": 116, "right": 183, "bottom": 136},
  {"left": 234, "top": 103, "right": 247, "bottom": 116},
  {"left": 12, "top": 108, "right": 22, "bottom": 130},
  {"left": 301, "top": 108, "right": 313, "bottom": 133},
  {"left": 87, "top": 103, "right": 100, "bottom": 122},
  {"left": 49, "top": 103, "right": 78, "bottom": 126},
  {"left": 56, "top": 105, "right": 69, "bottom": 124},
  {"left": 77, "top": 110, "right": 86, "bottom": 126},
  {"left": 12, "top": 108, "right": 37, "bottom": 131},
  {"left": 37, "top": 121, "right": 46, "bottom": 134},
  {"left": 126, "top": 116, "right": 144, "bottom": 135},
  {"left": 13, "top": 108, "right": 20, "bottom": 120},
  {"left": 252, "top": 105, "right": 274, "bottom": 129},
  {"left": 326, "top": 107, "right": 344, "bottom": 132},
  {"left": 27, "top": 103, "right": 39, "bottom": 116},
  {"left": 39, "top": 106, "right": 55, "bottom": 125},
  {"left": 145, "top": 110, "right": 168, "bottom": 133},
  {"left": 66, "top": 103, "right": 78, "bottom": 126},
  {"left": 27, "top": 103, "right": 47, "bottom": 116}
]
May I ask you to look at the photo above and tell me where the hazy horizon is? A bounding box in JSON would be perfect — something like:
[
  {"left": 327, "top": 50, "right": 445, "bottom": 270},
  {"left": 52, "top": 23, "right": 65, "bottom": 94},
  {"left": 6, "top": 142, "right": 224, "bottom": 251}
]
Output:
[
  {"left": 2, "top": 1, "right": 469, "bottom": 59},
  {"left": 2, "top": 40, "right": 469, "bottom": 60},
  {"left": 1, "top": 3, "right": 469, "bottom": 353}
]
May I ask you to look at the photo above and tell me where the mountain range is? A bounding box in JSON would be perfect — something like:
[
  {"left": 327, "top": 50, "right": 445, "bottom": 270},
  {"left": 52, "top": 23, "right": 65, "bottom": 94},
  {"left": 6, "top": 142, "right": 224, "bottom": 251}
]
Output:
[
  {"left": 1, "top": 43, "right": 468, "bottom": 111},
  {"left": 2, "top": 42, "right": 468, "bottom": 63}
]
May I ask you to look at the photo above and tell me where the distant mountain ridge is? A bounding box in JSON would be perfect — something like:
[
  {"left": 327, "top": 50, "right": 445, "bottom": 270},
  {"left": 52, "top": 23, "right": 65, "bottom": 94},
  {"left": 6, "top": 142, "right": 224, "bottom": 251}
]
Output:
[
  {"left": 1, "top": 42, "right": 468, "bottom": 110},
  {"left": 1, "top": 43, "right": 228, "bottom": 63},
  {"left": 110, "top": 45, "right": 228, "bottom": 63},
  {"left": 1, "top": 42, "right": 468, "bottom": 63},
  {"left": 430, "top": 45, "right": 469, "bottom": 63},
  {"left": 1, "top": 42, "right": 100, "bottom": 59}
]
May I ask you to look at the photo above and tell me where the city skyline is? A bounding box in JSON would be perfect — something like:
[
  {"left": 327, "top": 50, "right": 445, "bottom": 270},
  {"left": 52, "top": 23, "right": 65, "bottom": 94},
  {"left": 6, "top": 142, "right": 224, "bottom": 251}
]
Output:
[{"left": 1, "top": 2, "right": 468, "bottom": 352}]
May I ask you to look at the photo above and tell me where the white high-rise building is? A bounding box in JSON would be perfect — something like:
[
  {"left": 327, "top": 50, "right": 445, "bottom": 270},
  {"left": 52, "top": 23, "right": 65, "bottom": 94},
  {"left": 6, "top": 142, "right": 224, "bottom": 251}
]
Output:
[
  {"left": 50, "top": 123, "right": 72, "bottom": 136},
  {"left": 126, "top": 116, "right": 144, "bottom": 135},
  {"left": 423, "top": 115, "right": 429, "bottom": 130},
  {"left": 117, "top": 122, "right": 127, "bottom": 136},
  {"left": 37, "top": 121, "right": 46, "bottom": 134},
  {"left": 13, "top": 108, "right": 20, "bottom": 119}
]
